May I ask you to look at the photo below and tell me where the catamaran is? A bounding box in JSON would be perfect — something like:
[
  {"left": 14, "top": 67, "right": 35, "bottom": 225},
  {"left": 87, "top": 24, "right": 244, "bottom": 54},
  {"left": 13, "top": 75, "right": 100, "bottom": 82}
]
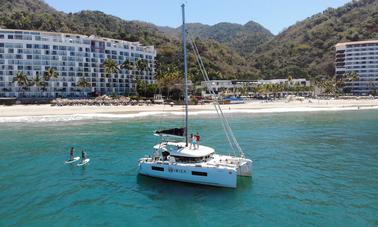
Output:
[{"left": 137, "top": 4, "right": 252, "bottom": 188}]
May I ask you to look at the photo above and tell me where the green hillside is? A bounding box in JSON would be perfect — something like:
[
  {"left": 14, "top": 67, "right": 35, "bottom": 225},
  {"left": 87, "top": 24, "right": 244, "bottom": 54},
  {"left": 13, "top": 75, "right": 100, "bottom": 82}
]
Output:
[
  {"left": 0, "top": 0, "right": 377, "bottom": 82},
  {"left": 0, "top": 0, "right": 251, "bottom": 82},
  {"left": 158, "top": 21, "right": 273, "bottom": 56},
  {"left": 249, "top": 0, "right": 378, "bottom": 79}
]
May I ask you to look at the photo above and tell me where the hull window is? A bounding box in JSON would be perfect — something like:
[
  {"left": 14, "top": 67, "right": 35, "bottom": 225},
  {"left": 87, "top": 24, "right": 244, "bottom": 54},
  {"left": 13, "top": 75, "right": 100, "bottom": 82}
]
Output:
[
  {"left": 192, "top": 171, "right": 207, "bottom": 176},
  {"left": 152, "top": 166, "right": 164, "bottom": 171}
]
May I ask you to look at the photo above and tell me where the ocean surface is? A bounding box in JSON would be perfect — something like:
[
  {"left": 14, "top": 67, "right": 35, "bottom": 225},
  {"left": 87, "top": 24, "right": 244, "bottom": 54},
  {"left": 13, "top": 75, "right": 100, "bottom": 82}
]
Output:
[{"left": 0, "top": 109, "right": 377, "bottom": 226}]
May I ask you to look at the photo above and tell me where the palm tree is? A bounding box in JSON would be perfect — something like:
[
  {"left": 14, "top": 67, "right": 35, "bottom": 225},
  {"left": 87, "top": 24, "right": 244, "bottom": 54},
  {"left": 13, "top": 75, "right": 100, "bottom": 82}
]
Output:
[
  {"left": 32, "top": 74, "right": 44, "bottom": 97},
  {"left": 271, "top": 84, "right": 283, "bottom": 99},
  {"left": 136, "top": 59, "right": 148, "bottom": 74},
  {"left": 256, "top": 84, "right": 268, "bottom": 98},
  {"left": 44, "top": 67, "right": 58, "bottom": 81},
  {"left": 334, "top": 72, "right": 360, "bottom": 95},
  {"left": 102, "top": 58, "right": 119, "bottom": 95},
  {"left": 345, "top": 72, "right": 359, "bottom": 82},
  {"left": 240, "top": 83, "right": 249, "bottom": 96},
  {"left": 132, "top": 78, "right": 138, "bottom": 96},
  {"left": 44, "top": 67, "right": 59, "bottom": 97},
  {"left": 120, "top": 59, "right": 134, "bottom": 71},
  {"left": 120, "top": 59, "right": 134, "bottom": 95},
  {"left": 13, "top": 71, "right": 30, "bottom": 97},
  {"left": 368, "top": 80, "right": 376, "bottom": 96},
  {"left": 77, "top": 77, "right": 91, "bottom": 97}
]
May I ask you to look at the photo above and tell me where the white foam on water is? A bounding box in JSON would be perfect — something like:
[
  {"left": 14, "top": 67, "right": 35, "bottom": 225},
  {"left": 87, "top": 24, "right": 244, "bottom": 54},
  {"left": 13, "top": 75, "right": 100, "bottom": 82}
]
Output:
[{"left": 0, "top": 106, "right": 377, "bottom": 123}]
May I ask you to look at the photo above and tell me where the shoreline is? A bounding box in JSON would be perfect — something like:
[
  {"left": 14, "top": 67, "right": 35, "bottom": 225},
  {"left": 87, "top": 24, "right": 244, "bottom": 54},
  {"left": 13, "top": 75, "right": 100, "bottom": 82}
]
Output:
[{"left": 1, "top": 99, "right": 378, "bottom": 123}]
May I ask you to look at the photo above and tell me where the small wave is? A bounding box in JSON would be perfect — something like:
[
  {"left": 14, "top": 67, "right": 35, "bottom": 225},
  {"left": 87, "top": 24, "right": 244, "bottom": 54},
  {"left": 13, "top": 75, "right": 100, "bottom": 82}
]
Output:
[{"left": 0, "top": 106, "right": 377, "bottom": 123}]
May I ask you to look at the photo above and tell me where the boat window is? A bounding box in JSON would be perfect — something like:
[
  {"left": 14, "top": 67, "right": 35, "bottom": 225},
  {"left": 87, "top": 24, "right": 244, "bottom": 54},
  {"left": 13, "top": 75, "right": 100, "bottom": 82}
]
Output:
[
  {"left": 151, "top": 166, "right": 164, "bottom": 171},
  {"left": 173, "top": 156, "right": 210, "bottom": 163},
  {"left": 192, "top": 171, "right": 207, "bottom": 176}
]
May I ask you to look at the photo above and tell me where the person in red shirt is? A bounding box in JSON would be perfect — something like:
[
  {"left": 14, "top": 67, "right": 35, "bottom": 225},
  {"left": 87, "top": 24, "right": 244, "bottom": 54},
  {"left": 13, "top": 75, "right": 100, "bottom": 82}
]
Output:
[{"left": 196, "top": 132, "right": 200, "bottom": 149}]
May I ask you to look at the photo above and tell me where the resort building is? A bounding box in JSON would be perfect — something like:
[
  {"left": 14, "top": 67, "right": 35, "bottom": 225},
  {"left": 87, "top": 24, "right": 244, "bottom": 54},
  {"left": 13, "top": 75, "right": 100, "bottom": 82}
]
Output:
[
  {"left": 0, "top": 29, "right": 156, "bottom": 98},
  {"left": 335, "top": 40, "right": 378, "bottom": 95},
  {"left": 200, "top": 79, "right": 311, "bottom": 97}
]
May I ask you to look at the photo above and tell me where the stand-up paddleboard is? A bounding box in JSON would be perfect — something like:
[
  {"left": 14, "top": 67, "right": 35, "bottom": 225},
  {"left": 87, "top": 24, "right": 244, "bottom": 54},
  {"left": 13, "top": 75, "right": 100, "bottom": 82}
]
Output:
[
  {"left": 77, "top": 158, "right": 90, "bottom": 166},
  {"left": 65, "top": 157, "right": 80, "bottom": 164}
]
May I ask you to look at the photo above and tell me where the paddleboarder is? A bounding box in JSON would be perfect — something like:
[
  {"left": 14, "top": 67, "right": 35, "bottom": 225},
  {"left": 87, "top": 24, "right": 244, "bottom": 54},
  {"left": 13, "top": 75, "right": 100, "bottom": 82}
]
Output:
[
  {"left": 80, "top": 150, "right": 88, "bottom": 164},
  {"left": 69, "top": 147, "right": 74, "bottom": 161}
]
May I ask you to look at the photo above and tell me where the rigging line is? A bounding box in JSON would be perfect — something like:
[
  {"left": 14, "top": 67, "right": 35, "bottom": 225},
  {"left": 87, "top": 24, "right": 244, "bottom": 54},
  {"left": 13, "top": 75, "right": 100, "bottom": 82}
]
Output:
[
  {"left": 189, "top": 37, "right": 245, "bottom": 158},
  {"left": 199, "top": 63, "right": 244, "bottom": 156},
  {"left": 189, "top": 39, "right": 232, "bottom": 139},
  {"left": 188, "top": 38, "right": 237, "bottom": 155},
  {"left": 188, "top": 38, "right": 235, "bottom": 154},
  {"left": 189, "top": 37, "right": 237, "bottom": 156}
]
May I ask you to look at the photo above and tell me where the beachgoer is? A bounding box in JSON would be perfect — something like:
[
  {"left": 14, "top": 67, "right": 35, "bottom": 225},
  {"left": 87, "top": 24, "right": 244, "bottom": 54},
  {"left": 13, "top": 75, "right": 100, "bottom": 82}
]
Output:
[
  {"left": 190, "top": 134, "right": 197, "bottom": 149},
  {"left": 196, "top": 132, "right": 201, "bottom": 149},
  {"left": 69, "top": 147, "right": 74, "bottom": 161}
]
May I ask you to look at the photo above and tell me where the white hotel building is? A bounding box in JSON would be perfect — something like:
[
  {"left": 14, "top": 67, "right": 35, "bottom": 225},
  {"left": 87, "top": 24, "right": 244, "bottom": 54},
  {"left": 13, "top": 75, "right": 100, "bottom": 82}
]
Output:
[
  {"left": 200, "top": 78, "right": 311, "bottom": 97},
  {"left": 335, "top": 40, "right": 378, "bottom": 95},
  {"left": 0, "top": 29, "right": 156, "bottom": 98}
]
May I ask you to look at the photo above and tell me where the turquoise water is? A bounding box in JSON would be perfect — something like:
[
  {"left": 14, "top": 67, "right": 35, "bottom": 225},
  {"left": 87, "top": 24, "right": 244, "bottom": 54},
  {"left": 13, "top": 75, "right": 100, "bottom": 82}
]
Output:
[{"left": 0, "top": 110, "right": 378, "bottom": 226}]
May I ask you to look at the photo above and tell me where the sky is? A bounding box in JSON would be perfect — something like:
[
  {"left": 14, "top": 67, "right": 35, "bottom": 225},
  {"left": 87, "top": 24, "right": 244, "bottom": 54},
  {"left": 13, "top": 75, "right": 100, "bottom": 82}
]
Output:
[{"left": 44, "top": 0, "right": 352, "bottom": 35}]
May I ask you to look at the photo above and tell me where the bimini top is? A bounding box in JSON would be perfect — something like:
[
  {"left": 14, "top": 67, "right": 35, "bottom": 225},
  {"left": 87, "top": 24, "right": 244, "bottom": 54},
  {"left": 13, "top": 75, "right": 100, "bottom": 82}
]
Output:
[
  {"left": 154, "top": 127, "right": 185, "bottom": 138},
  {"left": 153, "top": 142, "right": 215, "bottom": 158}
]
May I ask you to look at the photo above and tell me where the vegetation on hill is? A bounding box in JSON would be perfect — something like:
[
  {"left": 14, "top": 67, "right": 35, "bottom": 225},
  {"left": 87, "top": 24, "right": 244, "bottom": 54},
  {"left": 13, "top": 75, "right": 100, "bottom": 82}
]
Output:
[
  {"left": 159, "top": 21, "right": 273, "bottom": 56},
  {"left": 0, "top": 0, "right": 251, "bottom": 84},
  {"left": 249, "top": 0, "right": 378, "bottom": 80},
  {"left": 0, "top": 0, "right": 377, "bottom": 86}
]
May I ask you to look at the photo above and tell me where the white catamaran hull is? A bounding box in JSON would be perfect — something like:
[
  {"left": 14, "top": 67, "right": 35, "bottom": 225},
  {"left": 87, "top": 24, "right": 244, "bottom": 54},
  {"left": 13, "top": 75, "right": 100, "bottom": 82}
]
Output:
[
  {"left": 138, "top": 160, "right": 237, "bottom": 188},
  {"left": 211, "top": 154, "right": 253, "bottom": 177}
]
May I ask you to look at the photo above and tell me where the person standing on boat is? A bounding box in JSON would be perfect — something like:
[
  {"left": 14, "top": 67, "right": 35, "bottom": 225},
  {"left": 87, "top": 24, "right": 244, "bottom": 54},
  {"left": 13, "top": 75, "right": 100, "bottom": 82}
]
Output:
[
  {"left": 196, "top": 132, "right": 201, "bottom": 149},
  {"left": 190, "top": 134, "right": 197, "bottom": 149},
  {"left": 69, "top": 147, "right": 74, "bottom": 161}
]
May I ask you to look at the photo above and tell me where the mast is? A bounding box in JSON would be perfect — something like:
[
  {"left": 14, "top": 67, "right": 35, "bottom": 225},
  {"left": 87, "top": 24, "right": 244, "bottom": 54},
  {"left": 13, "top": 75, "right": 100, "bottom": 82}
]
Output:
[{"left": 182, "top": 3, "right": 189, "bottom": 146}]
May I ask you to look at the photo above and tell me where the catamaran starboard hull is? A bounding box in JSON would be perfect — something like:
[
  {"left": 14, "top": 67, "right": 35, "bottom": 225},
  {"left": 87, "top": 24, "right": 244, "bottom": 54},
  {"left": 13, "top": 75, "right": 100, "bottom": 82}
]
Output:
[{"left": 138, "top": 161, "right": 237, "bottom": 188}]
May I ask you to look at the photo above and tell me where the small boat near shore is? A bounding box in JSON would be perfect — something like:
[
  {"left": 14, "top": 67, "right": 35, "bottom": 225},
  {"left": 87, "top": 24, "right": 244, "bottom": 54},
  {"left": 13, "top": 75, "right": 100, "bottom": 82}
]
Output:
[
  {"left": 138, "top": 4, "right": 252, "bottom": 188},
  {"left": 222, "top": 96, "right": 245, "bottom": 104}
]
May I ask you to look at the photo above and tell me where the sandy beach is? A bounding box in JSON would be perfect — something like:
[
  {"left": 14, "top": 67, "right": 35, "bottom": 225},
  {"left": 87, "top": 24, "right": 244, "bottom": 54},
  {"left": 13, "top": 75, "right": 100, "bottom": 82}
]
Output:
[{"left": 1, "top": 98, "right": 378, "bottom": 120}]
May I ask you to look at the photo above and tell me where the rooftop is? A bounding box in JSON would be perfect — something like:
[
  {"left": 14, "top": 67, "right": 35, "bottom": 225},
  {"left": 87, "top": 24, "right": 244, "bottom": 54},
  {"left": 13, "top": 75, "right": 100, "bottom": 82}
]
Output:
[
  {"left": 335, "top": 40, "right": 378, "bottom": 47},
  {"left": 0, "top": 28, "right": 154, "bottom": 49}
]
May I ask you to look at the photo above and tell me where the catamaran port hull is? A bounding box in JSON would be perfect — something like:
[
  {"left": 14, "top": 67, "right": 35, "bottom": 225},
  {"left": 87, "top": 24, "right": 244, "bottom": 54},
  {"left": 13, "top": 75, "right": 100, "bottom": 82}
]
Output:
[{"left": 138, "top": 161, "right": 237, "bottom": 188}]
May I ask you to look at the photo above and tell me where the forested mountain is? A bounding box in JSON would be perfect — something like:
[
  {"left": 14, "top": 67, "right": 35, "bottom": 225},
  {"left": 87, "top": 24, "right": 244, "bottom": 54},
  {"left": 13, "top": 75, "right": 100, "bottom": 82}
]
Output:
[
  {"left": 249, "top": 0, "right": 378, "bottom": 79},
  {"left": 158, "top": 21, "right": 273, "bottom": 56},
  {"left": 0, "top": 0, "right": 251, "bottom": 82},
  {"left": 0, "top": 0, "right": 377, "bottom": 82}
]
